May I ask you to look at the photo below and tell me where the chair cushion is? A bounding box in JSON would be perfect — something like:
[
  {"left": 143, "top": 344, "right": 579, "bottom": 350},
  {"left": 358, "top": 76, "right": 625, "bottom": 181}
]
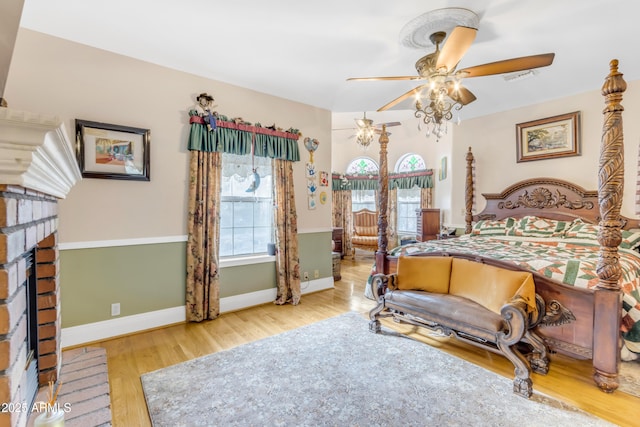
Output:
[
  {"left": 351, "top": 235, "right": 378, "bottom": 246},
  {"left": 396, "top": 256, "right": 452, "bottom": 294},
  {"left": 448, "top": 258, "right": 536, "bottom": 315}
]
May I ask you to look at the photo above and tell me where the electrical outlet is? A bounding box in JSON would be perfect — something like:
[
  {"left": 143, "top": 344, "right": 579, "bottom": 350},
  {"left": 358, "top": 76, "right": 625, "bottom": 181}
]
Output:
[
  {"left": 111, "top": 303, "right": 120, "bottom": 316},
  {"left": 303, "top": 271, "right": 309, "bottom": 281},
  {"left": 314, "top": 269, "right": 319, "bottom": 279}
]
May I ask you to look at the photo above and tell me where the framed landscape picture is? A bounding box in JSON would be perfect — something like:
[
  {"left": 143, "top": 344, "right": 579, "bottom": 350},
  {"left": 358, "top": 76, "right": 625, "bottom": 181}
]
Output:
[
  {"left": 516, "top": 111, "right": 580, "bottom": 162},
  {"left": 75, "top": 119, "right": 150, "bottom": 181}
]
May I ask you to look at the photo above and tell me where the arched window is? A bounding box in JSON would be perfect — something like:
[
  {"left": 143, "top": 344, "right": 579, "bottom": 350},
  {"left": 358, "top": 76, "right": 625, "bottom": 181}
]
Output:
[
  {"left": 346, "top": 157, "right": 378, "bottom": 212},
  {"left": 395, "top": 153, "right": 425, "bottom": 235}
]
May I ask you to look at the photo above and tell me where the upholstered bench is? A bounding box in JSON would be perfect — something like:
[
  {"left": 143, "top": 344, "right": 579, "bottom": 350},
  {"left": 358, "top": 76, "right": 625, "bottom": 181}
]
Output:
[
  {"left": 351, "top": 209, "right": 378, "bottom": 256},
  {"left": 368, "top": 255, "right": 549, "bottom": 398}
]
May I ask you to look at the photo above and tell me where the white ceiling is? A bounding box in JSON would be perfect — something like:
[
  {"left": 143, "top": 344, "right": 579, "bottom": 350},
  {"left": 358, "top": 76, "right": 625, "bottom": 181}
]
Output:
[{"left": 18, "top": 0, "right": 640, "bottom": 128}]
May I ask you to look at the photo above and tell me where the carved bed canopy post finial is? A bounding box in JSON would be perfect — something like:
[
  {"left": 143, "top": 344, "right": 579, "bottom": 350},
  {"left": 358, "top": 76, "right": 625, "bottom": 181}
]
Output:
[
  {"left": 375, "top": 125, "right": 389, "bottom": 273},
  {"left": 594, "top": 59, "right": 626, "bottom": 393},
  {"left": 465, "top": 147, "right": 475, "bottom": 234},
  {"left": 597, "top": 59, "right": 626, "bottom": 292}
]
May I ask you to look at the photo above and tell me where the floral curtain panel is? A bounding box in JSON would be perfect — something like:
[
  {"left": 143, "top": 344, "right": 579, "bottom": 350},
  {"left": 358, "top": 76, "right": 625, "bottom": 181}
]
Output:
[
  {"left": 273, "top": 159, "right": 301, "bottom": 305},
  {"left": 331, "top": 188, "right": 353, "bottom": 257},
  {"left": 186, "top": 150, "right": 221, "bottom": 321},
  {"left": 187, "top": 113, "right": 301, "bottom": 320}
]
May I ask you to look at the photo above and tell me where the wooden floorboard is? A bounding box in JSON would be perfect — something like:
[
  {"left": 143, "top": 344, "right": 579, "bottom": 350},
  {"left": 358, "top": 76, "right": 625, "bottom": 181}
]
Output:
[{"left": 91, "top": 255, "right": 639, "bottom": 427}]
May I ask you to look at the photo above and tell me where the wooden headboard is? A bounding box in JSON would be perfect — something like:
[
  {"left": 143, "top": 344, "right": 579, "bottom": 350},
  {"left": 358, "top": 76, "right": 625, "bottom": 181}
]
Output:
[{"left": 473, "top": 177, "right": 640, "bottom": 230}]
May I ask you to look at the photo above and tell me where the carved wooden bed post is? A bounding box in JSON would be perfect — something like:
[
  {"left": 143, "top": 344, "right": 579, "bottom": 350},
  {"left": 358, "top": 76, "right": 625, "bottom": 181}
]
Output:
[
  {"left": 465, "top": 147, "right": 475, "bottom": 234},
  {"left": 594, "top": 59, "right": 626, "bottom": 392},
  {"left": 375, "top": 125, "right": 389, "bottom": 274}
]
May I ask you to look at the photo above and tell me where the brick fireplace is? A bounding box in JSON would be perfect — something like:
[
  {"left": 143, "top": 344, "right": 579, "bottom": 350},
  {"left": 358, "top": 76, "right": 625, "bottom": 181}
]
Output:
[{"left": 0, "top": 108, "right": 81, "bottom": 427}]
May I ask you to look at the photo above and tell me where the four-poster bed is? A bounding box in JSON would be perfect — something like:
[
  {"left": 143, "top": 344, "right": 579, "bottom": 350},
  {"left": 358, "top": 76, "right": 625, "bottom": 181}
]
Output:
[{"left": 371, "top": 59, "right": 637, "bottom": 392}]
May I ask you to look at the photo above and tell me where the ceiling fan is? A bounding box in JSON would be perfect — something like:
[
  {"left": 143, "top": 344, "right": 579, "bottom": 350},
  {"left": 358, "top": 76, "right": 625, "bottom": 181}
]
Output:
[
  {"left": 347, "top": 25, "right": 555, "bottom": 113},
  {"left": 333, "top": 113, "right": 401, "bottom": 149}
]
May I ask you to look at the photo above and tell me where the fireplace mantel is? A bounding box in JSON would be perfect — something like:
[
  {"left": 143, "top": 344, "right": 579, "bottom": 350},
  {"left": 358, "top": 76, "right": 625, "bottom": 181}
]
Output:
[{"left": 0, "top": 107, "right": 81, "bottom": 198}]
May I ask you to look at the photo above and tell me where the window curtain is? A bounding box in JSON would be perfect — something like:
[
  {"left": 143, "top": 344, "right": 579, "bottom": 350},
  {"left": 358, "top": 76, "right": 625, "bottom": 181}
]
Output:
[
  {"left": 421, "top": 187, "right": 433, "bottom": 209},
  {"left": 187, "top": 111, "right": 301, "bottom": 319},
  {"left": 186, "top": 150, "right": 221, "bottom": 321},
  {"left": 273, "top": 159, "right": 301, "bottom": 305},
  {"left": 331, "top": 175, "right": 353, "bottom": 256},
  {"left": 388, "top": 188, "right": 398, "bottom": 247}
]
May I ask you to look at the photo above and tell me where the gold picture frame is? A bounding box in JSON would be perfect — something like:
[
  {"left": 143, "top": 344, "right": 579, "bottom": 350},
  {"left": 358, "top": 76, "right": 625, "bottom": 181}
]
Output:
[{"left": 516, "top": 111, "right": 580, "bottom": 162}]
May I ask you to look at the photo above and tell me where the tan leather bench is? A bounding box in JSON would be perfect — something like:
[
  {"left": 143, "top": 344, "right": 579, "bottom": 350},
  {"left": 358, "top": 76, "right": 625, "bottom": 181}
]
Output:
[{"left": 368, "top": 255, "right": 549, "bottom": 398}]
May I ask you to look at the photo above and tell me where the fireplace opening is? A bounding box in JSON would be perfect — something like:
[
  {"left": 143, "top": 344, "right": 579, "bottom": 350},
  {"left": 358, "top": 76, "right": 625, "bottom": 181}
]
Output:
[{"left": 24, "top": 248, "right": 38, "bottom": 409}]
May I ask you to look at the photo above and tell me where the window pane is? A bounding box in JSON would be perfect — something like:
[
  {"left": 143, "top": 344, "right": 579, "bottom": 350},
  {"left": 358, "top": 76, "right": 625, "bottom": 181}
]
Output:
[
  {"left": 220, "top": 153, "right": 274, "bottom": 257},
  {"left": 397, "top": 188, "right": 420, "bottom": 234},
  {"left": 254, "top": 201, "right": 273, "bottom": 227},
  {"left": 233, "top": 201, "right": 253, "bottom": 227},
  {"left": 220, "top": 202, "right": 233, "bottom": 229},
  {"left": 233, "top": 227, "right": 254, "bottom": 255},
  {"left": 219, "top": 228, "right": 233, "bottom": 257}
]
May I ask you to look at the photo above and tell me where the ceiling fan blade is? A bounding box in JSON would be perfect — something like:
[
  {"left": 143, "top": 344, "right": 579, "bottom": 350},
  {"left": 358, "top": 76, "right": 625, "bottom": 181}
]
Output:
[
  {"left": 445, "top": 82, "right": 477, "bottom": 105},
  {"left": 347, "top": 76, "right": 422, "bottom": 82},
  {"left": 435, "top": 26, "right": 477, "bottom": 73},
  {"left": 377, "top": 84, "right": 427, "bottom": 112},
  {"left": 457, "top": 53, "right": 555, "bottom": 78},
  {"left": 376, "top": 121, "right": 402, "bottom": 128}
]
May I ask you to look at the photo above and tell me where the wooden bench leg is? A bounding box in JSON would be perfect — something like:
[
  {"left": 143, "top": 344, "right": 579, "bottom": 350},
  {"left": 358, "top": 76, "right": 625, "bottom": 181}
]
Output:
[
  {"left": 498, "top": 341, "right": 533, "bottom": 398},
  {"left": 523, "top": 330, "right": 550, "bottom": 375}
]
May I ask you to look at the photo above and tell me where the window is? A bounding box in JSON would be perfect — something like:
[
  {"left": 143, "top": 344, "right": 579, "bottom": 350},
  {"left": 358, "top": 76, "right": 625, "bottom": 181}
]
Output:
[
  {"left": 396, "top": 188, "right": 420, "bottom": 234},
  {"left": 220, "top": 153, "right": 273, "bottom": 257},
  {"left": 352, "top": 189, "right": 376, "bottom": 212},
  {"left": 346, "top": 157, "right": 378, "bottom": 212},
  {"left": 395, "top": 153, "right": 426, "bottom": 235}
]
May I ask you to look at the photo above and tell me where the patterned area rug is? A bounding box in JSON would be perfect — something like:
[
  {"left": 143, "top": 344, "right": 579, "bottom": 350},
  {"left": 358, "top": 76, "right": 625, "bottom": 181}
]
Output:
[
  {"left": 620, "top": 360, "right": 640, "bottom": 397},
  {"left": 141, "top": 312, "right": 614, "bottom": 427}
]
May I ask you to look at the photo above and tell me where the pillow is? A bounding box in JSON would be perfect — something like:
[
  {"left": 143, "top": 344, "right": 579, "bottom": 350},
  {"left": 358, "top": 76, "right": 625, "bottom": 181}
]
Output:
[
  {"left": 508, "top": 216, "right": 572, "bottom": 238},
  {"left": 448, "top": 258, "right": 536, "bottom": 315},
  {"left": 396, "top": 256, "right": 452, "bottom": 294},
  {"left": 565, "top": 221, "right": 599, "bottom": 240},
  {"left": 471, "top": 218, "right": 516, "bottom": 236}
]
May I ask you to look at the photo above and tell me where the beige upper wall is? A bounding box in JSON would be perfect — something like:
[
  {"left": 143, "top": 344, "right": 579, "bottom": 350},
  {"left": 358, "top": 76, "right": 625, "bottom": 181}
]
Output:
[
  {"left": 451, "top": 77, "right": 640, "bottom": 226},
  {"left": 5, "top": 29, "right": 332, "bottom": 243}
]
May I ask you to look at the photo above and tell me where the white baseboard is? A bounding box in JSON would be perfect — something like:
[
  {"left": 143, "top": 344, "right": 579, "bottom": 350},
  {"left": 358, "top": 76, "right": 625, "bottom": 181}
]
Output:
[{"left": 61, "top": 277, "right": 335, "bottom": 348}]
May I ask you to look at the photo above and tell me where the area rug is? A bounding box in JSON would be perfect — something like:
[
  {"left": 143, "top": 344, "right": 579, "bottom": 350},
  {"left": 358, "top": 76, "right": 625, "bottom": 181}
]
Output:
[
  {"left": 619, "top": 360, "right": 640, "bottom": 397},
  {"left": 141, "top": 312, "right": 613, "bottom": 427}
]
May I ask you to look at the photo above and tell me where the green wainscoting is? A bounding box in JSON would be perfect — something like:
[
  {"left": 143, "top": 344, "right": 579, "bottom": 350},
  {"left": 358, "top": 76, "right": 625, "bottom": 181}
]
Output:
[
  {"left": 60, "top": 242, "right": 187, "bottom": 327},
  {"left": 60, "top": 231, "right": 332, "bottom": 327}
]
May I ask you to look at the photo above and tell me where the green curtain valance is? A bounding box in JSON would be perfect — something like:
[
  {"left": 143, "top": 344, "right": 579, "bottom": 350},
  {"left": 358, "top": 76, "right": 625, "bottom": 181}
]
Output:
[
  {"left": 332, "top": 169, "right": 433, "bottom": 191},
  {"left": 389, "top": 170, "right": 434, "bottom": 189},
  {"left": 188, "top": 112, "right": 300, "bottom": 161}
]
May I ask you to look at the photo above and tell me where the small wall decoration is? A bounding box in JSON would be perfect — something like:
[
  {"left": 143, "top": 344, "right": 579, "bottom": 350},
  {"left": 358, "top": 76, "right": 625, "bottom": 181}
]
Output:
[
  {"left": 319, "top": 191, "right": 328, "bottom": 205},
  {"left": 304, "top": 137, "right": 319, "bottom": 163},
  {"left": 439, "top": 157, "right": 447, "bottom": 181},
  {"left": 319, "top": 171, "right": 329, "bottom": 186},
  {"left": 305, "top": 162, "right": 316, "bottom": 178},
  {"left": 75, "top": 119, "right": 150, "bottom": 181},
  {"left": 516, "top": 111, "right": 581, "bottom": 162},
  {"left": 308, "top": 195, "right": 317, "bottom": 210}
]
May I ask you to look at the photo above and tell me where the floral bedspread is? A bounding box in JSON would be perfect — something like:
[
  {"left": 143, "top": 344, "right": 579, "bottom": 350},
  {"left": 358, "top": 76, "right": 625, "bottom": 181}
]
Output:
[{"left": 386, "top": 235, "right": 640, "bottom": 356}]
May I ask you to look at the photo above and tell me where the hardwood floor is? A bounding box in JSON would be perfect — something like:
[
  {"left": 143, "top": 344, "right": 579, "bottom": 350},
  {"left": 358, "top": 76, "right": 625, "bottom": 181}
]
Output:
[{"left": 92, "top": 254, "right": 638, "bottom": 426}]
